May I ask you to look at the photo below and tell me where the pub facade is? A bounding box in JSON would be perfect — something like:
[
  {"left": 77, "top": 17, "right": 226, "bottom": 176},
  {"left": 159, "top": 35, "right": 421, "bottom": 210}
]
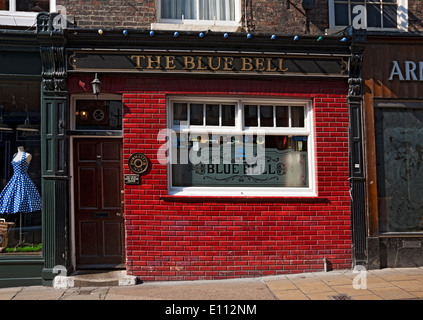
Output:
[
  {"left": 0, "top": 0, "right": 371, "bottom": 286},
  {"left": 37, "top": 22, "right": 362, "bottom": 284}
]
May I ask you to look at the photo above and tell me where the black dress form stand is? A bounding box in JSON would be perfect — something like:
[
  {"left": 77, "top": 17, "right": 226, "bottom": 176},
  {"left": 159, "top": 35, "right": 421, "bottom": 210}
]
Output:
[
  {"left": 14, "top": 211, "right": 27, "bottom": 249},
  {"left": 13, "top": 149, "right": 31, "bottom": 249}
]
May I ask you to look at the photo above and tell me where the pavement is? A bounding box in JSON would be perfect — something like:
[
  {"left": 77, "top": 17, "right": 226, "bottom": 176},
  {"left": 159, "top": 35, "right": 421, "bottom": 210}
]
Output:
[{"left": 0, "top": 267, "right": 423, "bottom": 301}]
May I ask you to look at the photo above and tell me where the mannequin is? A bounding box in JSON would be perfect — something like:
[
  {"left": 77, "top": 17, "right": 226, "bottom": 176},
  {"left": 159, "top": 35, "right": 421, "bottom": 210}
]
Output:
[
  {"left": 0, "top": 146, "right": 41, "bottom": 248},
  {"left": 13, "top": 146, "right": 32, "bottom": 164}
]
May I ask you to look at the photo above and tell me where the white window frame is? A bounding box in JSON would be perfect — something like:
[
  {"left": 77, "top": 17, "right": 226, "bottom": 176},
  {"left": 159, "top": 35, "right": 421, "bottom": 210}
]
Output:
[
  {"left": 152, "top": 0, "right": 242, "bottom": 32},
  {"left": 0, "top": 0, "right": 56, "bottom": 27},
  {"left": 166, "top": 96, "right": 316, "bottom": 197},
  {"left": 327, "top": 0, "right": 408, "bottom": 33}
]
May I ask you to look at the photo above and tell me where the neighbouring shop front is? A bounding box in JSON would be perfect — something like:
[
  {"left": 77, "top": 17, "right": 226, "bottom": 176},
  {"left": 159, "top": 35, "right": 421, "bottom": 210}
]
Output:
[
  {"left": 0, "top": 30, "right": 44, "bottom": 287},
  {"left": 364, "top": 36, "right": 423, "bottom": 269}
]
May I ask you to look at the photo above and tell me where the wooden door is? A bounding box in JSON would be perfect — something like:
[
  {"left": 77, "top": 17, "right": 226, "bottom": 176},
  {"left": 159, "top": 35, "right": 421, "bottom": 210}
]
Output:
[{"left": 73, "top": 138, "right": 124, "bottom": 268}]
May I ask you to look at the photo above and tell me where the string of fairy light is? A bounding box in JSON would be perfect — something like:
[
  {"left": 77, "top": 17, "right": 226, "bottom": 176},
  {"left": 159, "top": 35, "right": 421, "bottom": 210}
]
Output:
[{"left": 96, "top": 29, "right": 348, "bottom": 42}]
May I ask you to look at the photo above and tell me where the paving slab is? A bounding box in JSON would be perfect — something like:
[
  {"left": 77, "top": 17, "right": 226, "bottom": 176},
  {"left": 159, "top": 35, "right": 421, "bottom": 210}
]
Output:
[
  {"left": 264, "top": 279, "right": 297, "bottom": 291},
  {"left": 370, "top": 286, "right": 418, "bottom": 300},
  {"left": 0, "top": 287, "right": 22, "bottom": 300},
  {"left": 306, "top": 290, "right": 338, "bottom": 300},
  {"left": 351, "top": 294, "right": 383, "bottom": 300},
  {"left": 331, "top": 284, "right": 374, "bottom": 297},
  {"left": 271, "top": 289, "right": 309, "bottom": 300},
  {"left": 11, "top": 286, "right": 66, "bottom": 300},
  {"left": 106, "top": 278, "right": 276, "bottom": 300},
  {"left": 390, "top": 280, "right": 423, "bottom": 291}
]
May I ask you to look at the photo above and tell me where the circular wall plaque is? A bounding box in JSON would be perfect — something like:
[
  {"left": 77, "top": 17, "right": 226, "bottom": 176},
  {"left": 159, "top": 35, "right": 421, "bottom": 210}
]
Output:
[{"left": 128, "top": 153, "right": 149, "bottom": 174}]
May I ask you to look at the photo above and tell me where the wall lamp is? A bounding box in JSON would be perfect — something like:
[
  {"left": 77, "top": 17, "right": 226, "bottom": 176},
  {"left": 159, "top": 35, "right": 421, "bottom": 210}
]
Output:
[{"left": 91, "top": 73, "right": 101, "bottom": 99}]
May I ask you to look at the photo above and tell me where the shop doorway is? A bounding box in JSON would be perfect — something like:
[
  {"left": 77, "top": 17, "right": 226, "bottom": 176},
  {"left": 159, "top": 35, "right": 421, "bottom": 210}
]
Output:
[{"left": 73, "top": 138, "right": 124, "bottom": 268}]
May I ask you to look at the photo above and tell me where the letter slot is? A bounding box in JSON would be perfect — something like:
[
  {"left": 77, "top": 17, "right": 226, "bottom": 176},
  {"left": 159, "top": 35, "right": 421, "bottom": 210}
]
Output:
[{"left": 93, "top": 212, "right": 109, "bottom": 218}]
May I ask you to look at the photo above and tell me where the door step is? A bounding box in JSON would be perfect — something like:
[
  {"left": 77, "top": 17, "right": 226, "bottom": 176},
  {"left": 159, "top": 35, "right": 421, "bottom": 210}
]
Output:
[{"left": 53, "top": 270, "right": 138, "bottom": 289}]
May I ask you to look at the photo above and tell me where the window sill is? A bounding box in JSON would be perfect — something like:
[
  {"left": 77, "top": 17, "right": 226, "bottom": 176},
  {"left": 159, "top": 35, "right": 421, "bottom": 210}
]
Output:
[
  {"left": 151, "top": 22, "right": 242, "bottom": 33},
  {"left": 325, "top": 26, "right": 406, "bottom": 35},
  {"left": 378, "top": 232, "right": 423, "bottom": 238},
  {"left": 161, "top": 194, "right": 328, "bottom": 203},
  {"left": 0, "top": 13, "right": 38, "bottom": 27}
]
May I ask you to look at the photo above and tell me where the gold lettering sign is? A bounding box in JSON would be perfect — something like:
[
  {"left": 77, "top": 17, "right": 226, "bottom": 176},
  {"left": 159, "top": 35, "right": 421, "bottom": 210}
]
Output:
[
  {"left": 129, "top": 55, "right": 289, "bottom": 72},
  {"left": 69, "top": 52, "right": 349, "bottom": 77}
]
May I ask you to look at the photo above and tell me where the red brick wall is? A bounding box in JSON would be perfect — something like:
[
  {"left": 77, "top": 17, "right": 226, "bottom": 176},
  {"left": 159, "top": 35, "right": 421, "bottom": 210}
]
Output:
[{"left": 69, "top": 75, "right": 351, "bottom": 281}]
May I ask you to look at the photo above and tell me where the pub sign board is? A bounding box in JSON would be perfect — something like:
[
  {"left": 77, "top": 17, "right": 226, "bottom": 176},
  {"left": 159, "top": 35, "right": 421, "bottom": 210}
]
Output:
[
  {"left": 128, "top": 152, "right": 149, "bottom": 174},
  {"left": 124, "top": 174, "right": 140, "bottom": 185},
  {"left": 68, "top": 51, "right": 349, "bottom": 77}
]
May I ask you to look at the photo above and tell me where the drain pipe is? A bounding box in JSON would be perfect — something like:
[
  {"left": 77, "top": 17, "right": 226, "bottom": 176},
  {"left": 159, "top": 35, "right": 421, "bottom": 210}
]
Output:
[
  {"left": 323, "top": 257, "right": 328, "bottom": 272},
  {"left": 244, "top": 0, "right": 248, "bottom": 32}
]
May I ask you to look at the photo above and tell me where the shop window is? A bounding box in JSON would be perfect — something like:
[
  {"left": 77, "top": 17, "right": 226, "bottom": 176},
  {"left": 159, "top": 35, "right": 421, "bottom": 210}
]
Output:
[
  {"left": 0, "top": 80, "right": 42, "bottom": 254},
  {"left": 328, "top": 0, "right": 408, "bottom": 31},
  {"left": 0, "top": 0, "right": 55, "bottom": 26},
  {"left": 166, "top": 98, "right": 315, "bottom": 196},
  {"left": 375, "top": 106, "right": 423, "bottom": 233},
  {"left": 157, "top": 0, "right": 241, "bottom": 28}
]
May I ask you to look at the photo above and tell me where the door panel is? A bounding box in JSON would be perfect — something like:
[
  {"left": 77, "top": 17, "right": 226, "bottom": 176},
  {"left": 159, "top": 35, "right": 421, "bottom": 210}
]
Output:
[
  {"left": 102, "top": 141, "right": 121, "bottom": 160},
  {"left": 104, "top": 221, "right": 123, "bottom": 256},
  {"left": 80, "top": 221, "right": 99, "bottom": 256},
  {"left": 102, "top": 167, "right": 121, "bottom": 208},
  {"left": 78, "top": 167, "right": 97, "bottom": 208},
  {"left": 74, "top": 138, "right": 124, "bottom": 268}
]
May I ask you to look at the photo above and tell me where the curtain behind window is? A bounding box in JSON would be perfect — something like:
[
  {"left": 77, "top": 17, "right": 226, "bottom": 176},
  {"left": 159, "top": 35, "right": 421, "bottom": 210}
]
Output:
[
  {"left": 161, "top": 0, "right": 235, "bottom": 21},
  {"left": 161, "top": 0, "right": 197, "bottom": 20}
]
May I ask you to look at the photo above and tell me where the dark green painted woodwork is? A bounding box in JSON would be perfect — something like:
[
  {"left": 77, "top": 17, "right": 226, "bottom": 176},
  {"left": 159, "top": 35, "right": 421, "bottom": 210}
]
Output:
[
  {"left": 38, "top": 12, "right": 70, "bottom": 285},
  {"left": 0, "top": 256, "right": 43, "bottom": 288}
]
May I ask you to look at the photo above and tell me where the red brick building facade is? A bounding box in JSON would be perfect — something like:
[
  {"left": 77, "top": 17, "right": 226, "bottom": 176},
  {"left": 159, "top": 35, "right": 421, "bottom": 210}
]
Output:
[{"left": 67, "top": 65, "right": 352, "bottom": 280}]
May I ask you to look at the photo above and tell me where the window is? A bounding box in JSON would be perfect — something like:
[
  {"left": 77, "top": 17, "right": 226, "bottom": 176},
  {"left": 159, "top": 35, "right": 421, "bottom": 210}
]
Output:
[
  {"left": 75, "top": 100, "right": 123, "bottom": 131},
  {"left": 0, "top": 80, "right": 42, "bottom": 255},
  {"left": 156, "top": 0, "right": 241, "bottom": 30},
  {"left": 0, "top": 0, "right": 55, "bottom": 26},
  {"left": 375, "top": 105, "right": 423, "bottom": 233},
  {"left": 71, "top": 95, "right": 123, "bottom": 134},
  {"left": 165, "top": 98, "right": 315, "bottom": 196},
  {"left": 328, "top": 0, "right": 408, "bottom": 31}
]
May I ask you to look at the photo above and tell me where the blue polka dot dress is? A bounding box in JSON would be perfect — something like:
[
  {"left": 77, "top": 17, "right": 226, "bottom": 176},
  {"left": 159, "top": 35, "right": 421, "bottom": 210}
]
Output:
[{"left": 0, "top": 152, "right": 42, "bottom": 214}]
